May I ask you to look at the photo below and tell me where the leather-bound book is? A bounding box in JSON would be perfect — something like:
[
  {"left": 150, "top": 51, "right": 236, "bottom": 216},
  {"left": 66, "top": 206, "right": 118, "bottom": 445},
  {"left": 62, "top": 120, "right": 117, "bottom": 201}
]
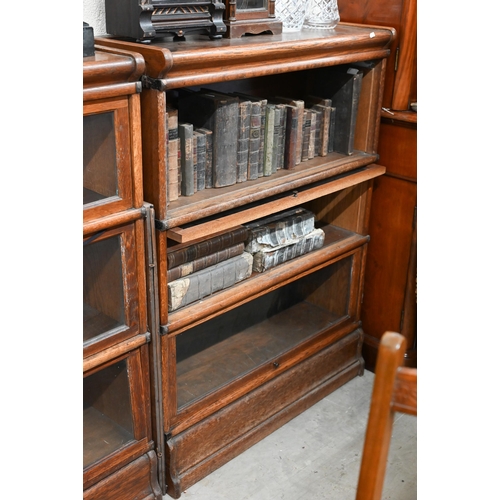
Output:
[
  {"left": 167, "top": 226, "right": 249, "bottom": 269},
  {"left": 301, "top": 109, "right": 312, "bottom": 162},
  {"left": 178, "top": 89, "right": 239, "bottom": 187},
  {"left": 168, "top": 252, "right": 253, "bottom": 312},
  {"left": 196, "top": 128, "right": 213, "bottom": 188},
  {"left": 193, "top": 130, "right": 206, "bottom": 192},
  {"left": 166, "top": 106, "right": 179, "bottom": 202},
  {"left": 306, "top": 96, "right": 332, "bottom": 157},
  {"left": 274, "top": 96, "right": 305, "bottom": 166},
  {"left": 236, "top": 99, "right": 251, "bottom": 183},
  {"left": 179, "top": 122, "right": 194, "bottom": 196}
]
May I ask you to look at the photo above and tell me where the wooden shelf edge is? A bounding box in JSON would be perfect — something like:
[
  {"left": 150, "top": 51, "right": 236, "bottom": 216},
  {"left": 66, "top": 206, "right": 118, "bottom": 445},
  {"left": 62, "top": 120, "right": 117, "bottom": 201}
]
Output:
[
  {"left": 164, "top": 226, "right": 369, "bottom": 335},
  {"left": 160, "top": 153, "right": 378, "bottom": 231},
  {"left": 165, "top": 164, "right": 385, "bottom": 243}
]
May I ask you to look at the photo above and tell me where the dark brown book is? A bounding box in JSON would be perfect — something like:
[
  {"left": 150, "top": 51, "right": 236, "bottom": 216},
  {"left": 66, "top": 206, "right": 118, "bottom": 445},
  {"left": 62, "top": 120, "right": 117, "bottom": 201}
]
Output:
[
  {"left": 247, "top": 101, "right": 261, "bottom": 180},
  {"left": 309, "top": 67, "right": 363, "bottom": 155},
  {"left": 229, "top": 93, "right": 267, "bottom": 177},
  {"left": 310, "top": 108, "right": 320, "bottom": 158},
  {"left": 306, "top": 96, "right": 332, "bottom": 157},
  {"left": 274, "top": 96, "right": 305, "bottom": 166},
  {"left": 301, "top": 109, "right": 312, "bottom": 162},
  {"left": 168, "top": 252, "right": 253, "bottom": 312},
  {"left": 167, "top": 226, "right": 249, "bottom": 268},
  {"left": 282, "top": 104, "right": 300, "bottom": 170},
  {"left": 236, "top": 99, "right": 251, "bottom": 183},
  {"left": 179, "top": 122, "right": 194, "bottom": 196},
  {"left": 167, "top": 242, "right": 245, "bottom": 281},
  {"left": 178, "top": 89, "right": 239, "bottom": 187},
  {"left": 166, "top": 106, "right": 179, "bottom": 202}
]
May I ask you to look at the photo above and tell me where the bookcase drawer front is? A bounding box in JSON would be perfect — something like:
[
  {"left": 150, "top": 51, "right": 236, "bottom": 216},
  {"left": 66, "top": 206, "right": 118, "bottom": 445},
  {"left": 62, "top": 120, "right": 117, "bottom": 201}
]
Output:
[
  {"left": 83, "top": 222, "right": 143, "bottom": 358},
  {"left": 83, "top": 98, "right": 134, "bottom": 222},
  {"left": 83, "top": 346, "right": 151, "bottom": 488},
  {"left": 175, "top": 252, "right": 356, "bottom": 411}
]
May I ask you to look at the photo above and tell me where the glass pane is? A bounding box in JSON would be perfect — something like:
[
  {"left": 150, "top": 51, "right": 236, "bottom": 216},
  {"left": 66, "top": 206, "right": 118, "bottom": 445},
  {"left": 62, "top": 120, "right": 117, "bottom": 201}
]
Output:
[
  {"left": 236, "top": 0, "right": 267, "bottom": 10},
  {"left": 83, "top": 112, "right": 118, "bottom": 206},
  {"left": 176, "top": 256, "right": 352, "bottom": 409},
  {"left": 83, "top": 234, "right": 126, "bottom": 343},
  {"left": 83, "top": 359, "right": 134, "bottom": 468}
]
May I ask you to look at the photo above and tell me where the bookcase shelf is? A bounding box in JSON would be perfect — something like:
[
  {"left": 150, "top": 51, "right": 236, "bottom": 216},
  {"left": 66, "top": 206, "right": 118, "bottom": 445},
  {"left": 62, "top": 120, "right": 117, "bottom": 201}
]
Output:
[
  {"left": 165, "top": 224, "right": 368, "bottom": 335},
  {"left": 97, "top": 24, "right": 394, "bottom": 498}
]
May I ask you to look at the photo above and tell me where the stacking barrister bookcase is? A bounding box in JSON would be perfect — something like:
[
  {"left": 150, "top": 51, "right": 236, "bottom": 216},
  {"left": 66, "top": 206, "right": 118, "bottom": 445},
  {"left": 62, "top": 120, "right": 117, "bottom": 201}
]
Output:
[
  {"left": 97, "top": 23, "right": 396, "bottom": 498},
  {"left": 83, "top": 46, "right": 163, "bottom": 500}
]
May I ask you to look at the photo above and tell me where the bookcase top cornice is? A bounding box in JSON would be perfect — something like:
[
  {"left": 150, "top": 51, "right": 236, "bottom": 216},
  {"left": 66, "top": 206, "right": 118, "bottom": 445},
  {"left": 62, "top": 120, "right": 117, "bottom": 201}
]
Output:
[{"left": 96, "top": 23, "right": 395, "bottom": 89}]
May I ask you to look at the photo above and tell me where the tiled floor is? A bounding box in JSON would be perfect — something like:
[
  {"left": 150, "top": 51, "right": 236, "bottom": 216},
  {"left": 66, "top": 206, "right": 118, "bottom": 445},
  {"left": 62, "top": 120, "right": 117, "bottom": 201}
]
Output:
[{"left": 165, "top": 370, "right": 417, "bottom": 500}]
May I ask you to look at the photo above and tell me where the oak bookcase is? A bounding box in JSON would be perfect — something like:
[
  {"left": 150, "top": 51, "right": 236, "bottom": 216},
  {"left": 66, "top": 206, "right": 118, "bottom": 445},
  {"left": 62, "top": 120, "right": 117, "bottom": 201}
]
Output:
[
  {"left": 97, "top": 24, "right": 395, "bottom": 498},
  {"left": 83, "top": 47, "right": 162, "bottom": 500}
]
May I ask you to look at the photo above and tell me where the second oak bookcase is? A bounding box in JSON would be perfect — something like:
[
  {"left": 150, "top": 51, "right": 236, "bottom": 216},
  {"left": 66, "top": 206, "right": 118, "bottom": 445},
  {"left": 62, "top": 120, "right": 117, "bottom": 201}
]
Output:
[{"left": 97, "top": 23, "right": 395, "bottom": 498}]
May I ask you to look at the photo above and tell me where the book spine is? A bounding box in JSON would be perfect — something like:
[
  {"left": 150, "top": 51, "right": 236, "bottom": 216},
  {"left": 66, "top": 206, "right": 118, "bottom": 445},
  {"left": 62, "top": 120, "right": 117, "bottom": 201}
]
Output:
[
  {"left": 213, "top": 100, "right": 238, "bottom": 187},
  {"left": 294, "top": 102, "right": 305, "bottom": 165},
  {"left": 328, "top": 107, "right": 336, "bottom": 154},
  {"left": 167, "top": 226, "right": 249, "bottom": 268},
  {"left": 311, "top": 104, "right": 330, "bottom": 157},
  {"left": 179, "top": 123, "right": 194, "bottom": 196},
  {"left": 236, "top": 100, "right": 251, "bottom": 183},
  {"left": 252, "top": 228, "right": 325, "bottom": 273},
  {"left": 247, "top": 102, "right": 261, "bottom": 180},
  {"left": 263, "top": 104, "right": 275, "bottom": 177},
  {"left": 271, "top": 106, "right": 281, "bottom": 174},
  {"left": 301, "top": 110, "right": 311, "bottom": 162},
  {"left": 168, "top": 252, "right": 253, "bottom": 312},
  {"left": 166, "top": 107, "right": 179, "bottom": 202},
  {"left": 308, "top": 110, "right": 317, "bottom": 159},
  {"left": 258, "top": 99, "right": 267, "bottom": 177},
  {"left": 167, "top": 242, "right": 245, "bottom": 281},
  {"left": 283, "top": 104, "right": 299, "bottom": 170},
  {"left": 194, "top": 130, "right": 206, "bottom": 191},
  {"left": 192, "top": 129, "right": 198, "bottom": 193},
  {"left": 196, "top": 128, "right": 213, "bottom": 189}
]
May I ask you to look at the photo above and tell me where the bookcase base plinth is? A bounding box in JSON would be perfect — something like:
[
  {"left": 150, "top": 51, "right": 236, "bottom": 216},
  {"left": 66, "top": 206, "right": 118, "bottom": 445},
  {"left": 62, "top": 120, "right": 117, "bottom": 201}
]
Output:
[{"left": 164, "top": 327, "right": 364, "bottom": 498}]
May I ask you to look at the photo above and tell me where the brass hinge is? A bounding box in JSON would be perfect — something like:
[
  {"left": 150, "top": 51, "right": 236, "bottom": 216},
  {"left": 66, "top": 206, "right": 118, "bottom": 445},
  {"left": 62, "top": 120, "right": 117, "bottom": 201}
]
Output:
[{"left": 141, "top": 75, "right": 166, "bottom": 92}]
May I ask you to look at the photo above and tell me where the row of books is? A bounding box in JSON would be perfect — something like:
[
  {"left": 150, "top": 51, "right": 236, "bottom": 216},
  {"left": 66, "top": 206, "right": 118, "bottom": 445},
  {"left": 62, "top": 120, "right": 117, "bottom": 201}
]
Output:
[
  {"left": 167, "top": 207, "right": 325, "bottom": 312},
  {"left": 164, "top": 66, "right": 363, "bottom": 203}
]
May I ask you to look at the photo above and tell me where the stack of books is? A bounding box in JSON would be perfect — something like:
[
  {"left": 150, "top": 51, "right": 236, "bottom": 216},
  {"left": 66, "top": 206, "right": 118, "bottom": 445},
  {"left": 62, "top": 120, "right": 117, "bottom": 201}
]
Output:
[
  {"left": 243, "top": 207, "right": 325, "bottom": 273},
  {"left": 167, "top": 227, "right": 253, "bottom": 312},
  {"left": 164, "top": 67, "right": 363, "bottom": 204}
]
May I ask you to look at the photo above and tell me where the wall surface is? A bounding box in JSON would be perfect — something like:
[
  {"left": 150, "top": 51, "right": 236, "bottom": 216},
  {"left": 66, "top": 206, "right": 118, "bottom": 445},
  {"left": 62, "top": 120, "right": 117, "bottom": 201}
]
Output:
[{"left": 83, "top": 0, "right": 107, "bottom": 36}]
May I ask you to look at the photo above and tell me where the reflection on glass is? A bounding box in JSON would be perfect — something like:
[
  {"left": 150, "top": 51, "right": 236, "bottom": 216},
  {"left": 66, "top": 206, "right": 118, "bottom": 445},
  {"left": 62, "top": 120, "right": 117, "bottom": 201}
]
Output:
[
  {"left": 236, "top": 0, "right": 266, "bottom": 10},
  {"left": 176, "top": 257, "right": 352, "bottom": 408},
  {"left": 83, "top": 112, "right": 118, "bottom": 205},
  {"left": 83, "top": 235, "right": 126, "bottom": 343},
  {"left": 83, "top": 360, "right": 134, "bottom": 468}
]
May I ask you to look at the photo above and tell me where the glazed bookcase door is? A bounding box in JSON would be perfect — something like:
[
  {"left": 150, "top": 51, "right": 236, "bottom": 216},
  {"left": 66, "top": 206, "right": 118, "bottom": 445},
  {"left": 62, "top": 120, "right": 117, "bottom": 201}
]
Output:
[
  {"left": 83, "top": 97, "right": 134, "bottom": 222},
  {"left": 83, "top": 221, "right": 142, "bottom": 358},
  {"left": 83, "top": 345, "right": 152, "bottom": 490}
]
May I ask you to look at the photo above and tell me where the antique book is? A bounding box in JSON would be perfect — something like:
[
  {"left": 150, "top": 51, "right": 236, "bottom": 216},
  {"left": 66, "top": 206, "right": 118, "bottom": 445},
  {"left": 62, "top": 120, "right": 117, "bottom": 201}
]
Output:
[
  {"left": 252, "top": 228, "right": 325, "bottom": 273},
  {"left": 166, "top": 106, "right": 179, "bottom": 202},
  {"left": 263, "top": 104, "right": 275, "bottom": 177},
  {"left": 306, "top": 96, "right": 332, "bottom": 157},
  {"left": 178, "top": 89, "right": 239, "bottom": 187},
  {"left": 168, "top": 252, "right": 254, "bottom": 312},
  {"left": 301, "top": 109, "right": 312, "bottom": 162},
  {"left": 247, "top": 101, "right": 261, "bottom": 180},
  {"left": 179, "top": 122, "right": 194, "bottom": 197},
  {"left": 310, "top": 67, "right": 363, "bottom": 155},
  {"left": 274, "top": 96, "right": 305, "bottom": 165},
  {"left": 167, "top": 242, "right": 245, "bottom": 281},
  {"left": 193, "top": 130, "right": 206, "bottom": 192},
  {"left": 230, "top": 92, "right": 268, "bottom": 177},
  {"left": 236, "top": 99, "right": 251, "bottom": 183},
  {"left": 244, "top": 207, "right": 316, "bottom": 253},
  {"left": 283, "top": 104, "right": 300, "bottom": 170},
  {"left": 191, "top": 128, "right": 198, "bottom": 193},
  {"left": 196, "top": 128, "right": 213, "bottom": 188},
  {"left": 328, "top": 106, "right": 337, "bottom": 153},
  {"left": 309, "top": 109, "right": 320, "bottom": 158},
  {"left": 167, "top": 226, "right": 249, "bottom": 268},
  {"left": 271, "top": 105, "right": 284, "bottom": 174}
]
